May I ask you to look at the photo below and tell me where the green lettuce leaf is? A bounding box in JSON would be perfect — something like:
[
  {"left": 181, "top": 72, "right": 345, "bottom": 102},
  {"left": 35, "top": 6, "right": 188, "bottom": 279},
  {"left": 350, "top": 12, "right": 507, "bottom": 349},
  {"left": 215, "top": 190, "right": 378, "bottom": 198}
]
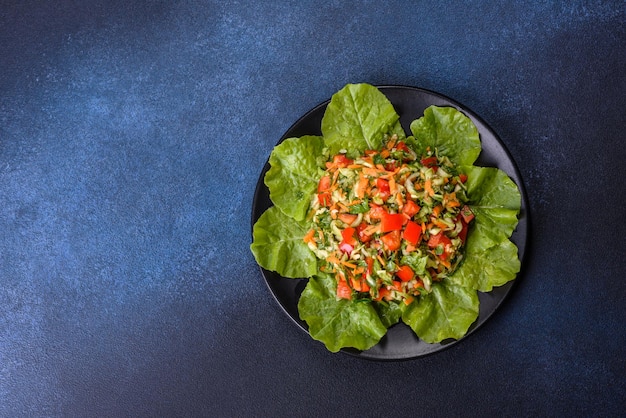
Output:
[
  {"left": 450, "top": 239, "right": 520, "bottom": 292},
  {"left": 409, "top": 106, "right": 481, "bottom": 165},
  {"left": 402, "top": 283, "right": 479, "bottom": 343},
  {"left": 373, "top": 301, "right": 403, "bottom": 328},
  {"left": 250, "top": 206, "right": 317, "bottom": 278},
  {"left": 462, "top": 165, "right": 521, "bottom": 253},
  {"left": 264, "top": 135, "right": 325, "bottom": 222},
  {"left": 321, "top": 83, "right": 402, "bottom": 156},
  {"left": 298, "top": 273, "right": 387, "bottom": 352}
]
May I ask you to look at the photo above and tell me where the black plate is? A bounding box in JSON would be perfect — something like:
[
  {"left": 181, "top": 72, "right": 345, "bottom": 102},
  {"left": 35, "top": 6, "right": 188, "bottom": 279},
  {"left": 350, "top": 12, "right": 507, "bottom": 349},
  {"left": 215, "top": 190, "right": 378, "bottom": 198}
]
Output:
[{"left": 251, "top": 86, "right": 529, "bottom": 360}]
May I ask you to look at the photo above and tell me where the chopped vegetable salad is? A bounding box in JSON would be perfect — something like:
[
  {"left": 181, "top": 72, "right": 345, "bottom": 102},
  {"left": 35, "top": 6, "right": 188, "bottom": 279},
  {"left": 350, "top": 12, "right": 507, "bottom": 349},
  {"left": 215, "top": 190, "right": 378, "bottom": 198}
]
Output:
[{"left": 304, "top": 135, "right": 475, "bottom": 305}]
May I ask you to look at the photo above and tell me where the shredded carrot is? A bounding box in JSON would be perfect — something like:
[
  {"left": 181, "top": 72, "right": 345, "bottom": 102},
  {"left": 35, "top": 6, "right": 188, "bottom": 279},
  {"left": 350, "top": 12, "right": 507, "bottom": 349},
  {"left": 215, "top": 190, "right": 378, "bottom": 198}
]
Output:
[
  {"left": 356, "top": 174, "right": 369, "bottom": 198},
  {"left": 388, "top": 177, "right": 397, "bottom": 195},
  {"left": 340, "top": 260, "right": 357, "bottom": 269},
  {"left": 362, "top": 167, "right": 382, "bottom": 177},
  {"left": 425, "top": 179, "right": 435, "bottom": 196},
  {"left": 352, "top": 266, "right": 365, "bottom": 274},
  {"left": 337, "top": 202, "right": 349, "bottom": 212},
  {"left": 380, "top": 149, "right": 390, "bottom": 158},
  {"left": 403, "top": 295, "right": 414, "bottom": 306},
  {"left": 432, "top": 205, "right": 442, "bottom": 218},
  {"left": 303, "top": 229, "right": 316, "bottom": 244}
]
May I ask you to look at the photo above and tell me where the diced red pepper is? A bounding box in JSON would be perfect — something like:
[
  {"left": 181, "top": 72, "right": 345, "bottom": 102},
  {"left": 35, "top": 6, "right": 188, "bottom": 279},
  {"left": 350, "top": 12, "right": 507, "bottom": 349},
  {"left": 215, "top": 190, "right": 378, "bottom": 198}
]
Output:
[
  {"left": 402, "top": 221, "right": 422, "bottom": 245},
  {"left": 396, "top": 265, "right": 415, "bottom": 282},
  {"left": 458, "top": 173, "right": 468, "bottom": 183},
  {"left": 381, "top": 230, "right": 402, "bottom": 251},
  {"left": 341, "top": 227, "right": 357, "bottom": 247},
  {"left": 380, "top": 212, "right": 405, "bottom": 232}
]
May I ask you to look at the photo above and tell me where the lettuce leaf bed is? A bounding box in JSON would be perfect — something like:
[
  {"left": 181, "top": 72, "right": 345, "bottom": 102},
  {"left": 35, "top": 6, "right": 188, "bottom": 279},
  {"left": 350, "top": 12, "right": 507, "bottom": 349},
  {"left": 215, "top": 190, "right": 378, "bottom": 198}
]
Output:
[{"left": 251, "top": 83, "right": 521, "bottom": 353}]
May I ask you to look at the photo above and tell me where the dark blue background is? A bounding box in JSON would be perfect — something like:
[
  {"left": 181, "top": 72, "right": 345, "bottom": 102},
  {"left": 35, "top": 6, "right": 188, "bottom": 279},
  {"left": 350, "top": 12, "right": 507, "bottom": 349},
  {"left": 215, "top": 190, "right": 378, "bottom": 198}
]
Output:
[{"left": 1, "top": 1, "right": 625, "bottom": 416}]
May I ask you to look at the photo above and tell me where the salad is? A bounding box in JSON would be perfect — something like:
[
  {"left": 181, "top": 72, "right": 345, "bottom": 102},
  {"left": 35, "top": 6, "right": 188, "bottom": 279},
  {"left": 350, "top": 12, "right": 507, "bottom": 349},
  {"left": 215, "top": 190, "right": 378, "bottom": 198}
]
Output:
[{"left": 251, "top": 83, "right": 521, "bottom": 353}]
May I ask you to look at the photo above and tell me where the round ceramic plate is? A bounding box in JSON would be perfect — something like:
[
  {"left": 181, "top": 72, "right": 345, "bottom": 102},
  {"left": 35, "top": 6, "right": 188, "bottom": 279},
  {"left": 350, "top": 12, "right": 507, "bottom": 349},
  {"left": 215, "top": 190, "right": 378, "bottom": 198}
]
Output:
[{"left": 251, "top": 86, "right": 529, "bottom": 360}]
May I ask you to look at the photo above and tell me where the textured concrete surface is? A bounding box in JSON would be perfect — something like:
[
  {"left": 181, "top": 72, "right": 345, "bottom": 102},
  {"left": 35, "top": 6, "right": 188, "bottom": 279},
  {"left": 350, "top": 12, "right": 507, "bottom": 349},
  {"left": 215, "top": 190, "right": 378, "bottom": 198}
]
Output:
[{"left": 1, "top": 1, "right": 625, "bottom": 416}]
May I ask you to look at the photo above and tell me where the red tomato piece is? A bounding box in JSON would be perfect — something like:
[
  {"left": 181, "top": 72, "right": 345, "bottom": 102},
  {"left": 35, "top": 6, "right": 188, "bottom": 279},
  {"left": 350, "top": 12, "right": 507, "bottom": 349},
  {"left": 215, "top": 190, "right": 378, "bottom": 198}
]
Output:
[
  {"left": 374, "top": 287, "right": 391, "bottom": 302},
  {"left": 381, "top": 230, "right": 401, "bottom": 251},
  {"left": 376, "top": 178, "right": 390, "bottom": 199},
  {"left": 356, "top": 223, "right": 373, "bottom": 243},
  {"left": 332, "top": 154, "right": 353, "bottom": 167},
  {"left": 336, "top": 278, "right": 352, "bottom": 300},
  {"left": 318, "top": 192, "right": 331, "bottom": 206},
  {"left": 368, "top": 204, "right": 386, "bottom": 220},
  {"left": 395, "top": 141, "right": 409, "bottom": 152},
  {"left": 402, "top": 200, "right": 420, "bottom": 218},
  {"left": 421, "top": 156, "right": 438, "bottom": 168},
  {"left": 384, "top": 161, "right": 397, "bottom": 172},
  {"left": 318, "top": 175, "right": 331, "bottom": 192},
  {"left": 427, "top": 232, "right": 453, "bottom": 260},
  {"left": 460, "top": 204, "right": 475, "bottom": 223},
  {"left": 396, "top": 265, "right": 415, "bottom": 282}
]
